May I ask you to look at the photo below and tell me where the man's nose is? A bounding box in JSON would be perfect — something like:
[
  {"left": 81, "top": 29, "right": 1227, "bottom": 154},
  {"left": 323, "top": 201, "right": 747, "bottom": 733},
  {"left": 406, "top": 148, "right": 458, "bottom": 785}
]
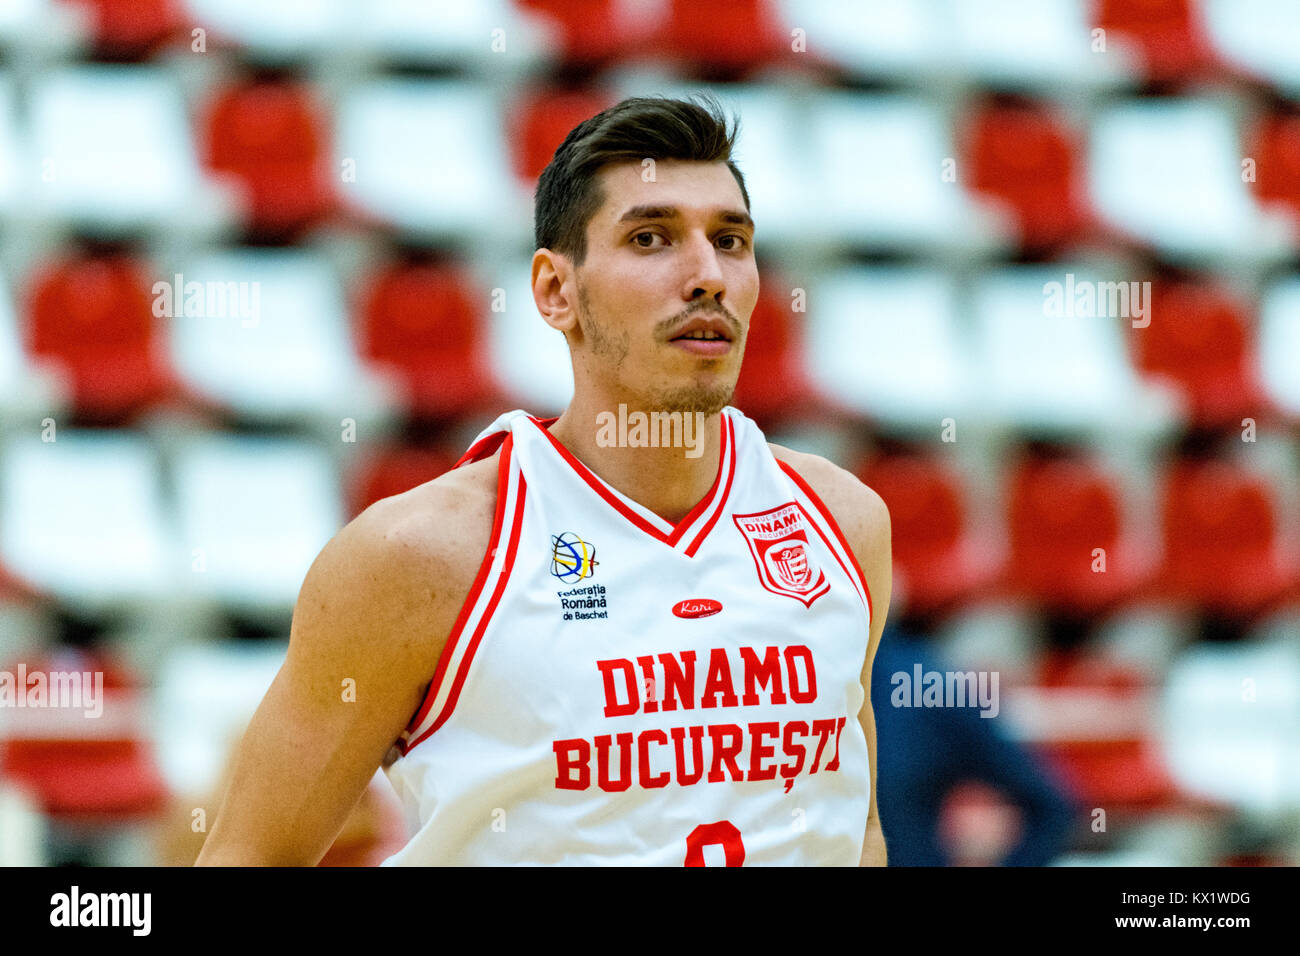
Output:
[{"left": 681, "top": 234, "right": 725, "bottom": 302}]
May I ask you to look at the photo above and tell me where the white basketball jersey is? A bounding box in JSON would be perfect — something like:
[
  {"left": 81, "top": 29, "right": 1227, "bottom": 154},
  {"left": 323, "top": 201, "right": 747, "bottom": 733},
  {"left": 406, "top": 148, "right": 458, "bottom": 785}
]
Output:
[{"left": 381, "top": 406, "right": 873, "bottom": 865}]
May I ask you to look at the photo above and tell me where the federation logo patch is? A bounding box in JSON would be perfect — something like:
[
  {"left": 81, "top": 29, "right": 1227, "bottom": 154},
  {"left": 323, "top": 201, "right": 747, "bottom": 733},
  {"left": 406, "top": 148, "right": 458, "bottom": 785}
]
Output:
[
  {"left": 733, "top": 503, "right": 829, "bottom": 608},
  {"left": 551, "top": 532, "right": 599, "bottom": 584}
]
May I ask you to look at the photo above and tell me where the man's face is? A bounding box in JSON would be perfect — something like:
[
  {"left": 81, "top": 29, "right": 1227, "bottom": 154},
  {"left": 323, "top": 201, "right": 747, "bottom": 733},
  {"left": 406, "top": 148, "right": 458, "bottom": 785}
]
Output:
[{"left": 567, "top": 159, "right": 759, "bottom": 415}]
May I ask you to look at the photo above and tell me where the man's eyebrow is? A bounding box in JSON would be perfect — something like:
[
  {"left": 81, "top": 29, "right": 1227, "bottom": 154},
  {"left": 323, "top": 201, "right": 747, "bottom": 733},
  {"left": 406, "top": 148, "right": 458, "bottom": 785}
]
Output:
[{"left": 617, "top": 205, "right": 754, "bottom": 229}]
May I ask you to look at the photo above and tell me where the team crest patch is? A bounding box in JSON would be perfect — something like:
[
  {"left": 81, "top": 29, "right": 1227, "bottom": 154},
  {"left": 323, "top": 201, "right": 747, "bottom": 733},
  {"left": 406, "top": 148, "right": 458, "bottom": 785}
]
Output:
[{"left": 733, "top": 503, "right": 830, "bottom": 608}]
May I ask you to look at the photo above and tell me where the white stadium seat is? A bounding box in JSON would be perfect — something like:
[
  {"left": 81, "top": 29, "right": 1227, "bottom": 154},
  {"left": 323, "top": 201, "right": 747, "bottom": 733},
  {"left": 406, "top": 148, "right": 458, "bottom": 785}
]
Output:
[
  {"left": 350, "top": 0, "right": 555, "bottom": 71},
  {"left": 1160, "top": 638, "right": 1300, "bottom": 814},
  {"left": 0, "top": 0, "right": 84, "bottom": 58},
  {"left": 969, "top": 265, "right": 1181, "bottom": 437},
  {"left": 943, "top": 0, "right": 1137, "bottom": 90},
  {"left": 334, "top": 79, "right": 529, "bottom": 244},
  {"left": 485, "top": 258, "right": 574, "bottom": 416},
  {"left": 167, "top": 248, "right": 398, "bottom": 429},
  {"left": 27, "top": 66, "right": 234, "bottom": 236},
  {"left": 185, "top": 0, "right": 349, "bottom": 61},
  {"left": 804, "top": 267, "right": 976, "bottom": 430},
  {"left": 1203, "top": 0, "right": 1300, "bottom": 97},
  {"left": 1257, "top": 275, "right": 1300, "bottom": 418},
  {"left": 151, "top": 639, "right": 287, "bottom": 798},
  {"left": 806, "top": 92, "right": 1013, "bottom": 254},
  {"left": 171, "top": 433, "right": 342, "bottom": 616},
  {"left": 0, "top": 431, "right": 175, "bottom": 609},
  {"left": 773, "top": 0, "right": 947, "bottom": 84},
  {"left": 0, "top": 73, "right": 23, "bottom": 223},
  {"left": 0, "top": 270, "right": 68, "bottom": 428},
  {"left": 1089, "top": 99, "right": 1298, "bottom": 266}
]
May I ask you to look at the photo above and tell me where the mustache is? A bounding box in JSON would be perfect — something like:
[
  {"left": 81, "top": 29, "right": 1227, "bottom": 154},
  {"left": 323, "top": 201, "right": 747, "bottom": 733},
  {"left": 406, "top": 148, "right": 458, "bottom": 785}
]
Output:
[{"left": 657, "top": 300, "right": 742, "bottom": 340}]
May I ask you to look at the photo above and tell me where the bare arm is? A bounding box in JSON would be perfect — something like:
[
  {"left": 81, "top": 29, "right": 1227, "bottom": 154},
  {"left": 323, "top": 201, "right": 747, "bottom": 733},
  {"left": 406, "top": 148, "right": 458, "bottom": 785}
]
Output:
[
  {"left": 194, "top": 464, "right": 495, "bottom": 866},
  {"left": 770, "top": 444, "right": 892, "bottom": 867}
]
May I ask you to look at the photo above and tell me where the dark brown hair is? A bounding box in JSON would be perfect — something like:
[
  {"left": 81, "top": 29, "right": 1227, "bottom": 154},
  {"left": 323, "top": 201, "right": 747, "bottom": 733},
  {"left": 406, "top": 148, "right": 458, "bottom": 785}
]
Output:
[{"left": 534, "top": 94, "right": 749, "bottom": 264}]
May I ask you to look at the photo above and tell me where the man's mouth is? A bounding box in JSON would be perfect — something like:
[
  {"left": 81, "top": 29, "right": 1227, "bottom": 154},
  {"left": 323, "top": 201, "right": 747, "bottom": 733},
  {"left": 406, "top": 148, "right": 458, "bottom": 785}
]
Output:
[{"left": 668, "top": 315, "right": 735, "bottom": 356}]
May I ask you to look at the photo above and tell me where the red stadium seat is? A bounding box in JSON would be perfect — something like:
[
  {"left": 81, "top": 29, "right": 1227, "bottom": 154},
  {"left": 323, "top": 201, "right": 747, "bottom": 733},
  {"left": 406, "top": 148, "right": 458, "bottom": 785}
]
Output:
[
  {"left": 648, "top": 0, "right": 791, "bottom": 75},
  {"left": 357, "top": 261, "right": 505, "bottom": 422},
  {"left": 1004, "top": 456, "right": 1154, "bottom": 614},
  {"left": 730, "top": 278, "right": 832, "bottom": 430},
  {"left": 1132, "top": 281, "right": 1272, "bottom": 430},
  {"left": 1248, "top": 111, "right": 1300, "bottom": 227},
  {"left": 0, "top": 647, "right": 168, "bottom": 820},
  {"left": 1091, "top": 0, "right": 1225, "bottom": 85},
  {"left": 1028, "top": 652, "right": 1183, "bottom": 811},
  {"left": 202, "top": 80, "right": 335, "bottom": 239},
  {"left": 509, "top": 87, "right": 612, "bottom": 184},
  {"left": 964, "top": 101, "right": 1095, "bottom": 252},
  {"left": 59, "top": 0, "right": 184, "bottom": 59},
  {"left": 1160, "top": 460, "right": 1299, "bottom": 615},
  {"left": 516, "top": 0, "right": 638, "bottom": 66},
  {"left": 857, "top": 454, "right": 999, "bottom": 617},
  {"left": 349, "top": 443, "right": 461, "bottom": 518},
  {"left": 24, "top": 254, "right": 178, "bottom": 422}
]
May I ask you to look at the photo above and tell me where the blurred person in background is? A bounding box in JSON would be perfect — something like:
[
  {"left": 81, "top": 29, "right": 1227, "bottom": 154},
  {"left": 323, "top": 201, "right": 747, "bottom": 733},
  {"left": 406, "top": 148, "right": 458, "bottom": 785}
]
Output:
[{"left": 871, "top": 622, "right": 1079, "bottom": 866}]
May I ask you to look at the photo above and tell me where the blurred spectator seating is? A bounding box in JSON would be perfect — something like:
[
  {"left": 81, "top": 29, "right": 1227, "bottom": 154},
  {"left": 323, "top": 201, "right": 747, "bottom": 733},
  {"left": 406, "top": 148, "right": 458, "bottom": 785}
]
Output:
[
  {"left": 1256, "top": 275, "right": 1300, "bottom": 420},
  {"left": 25, "top": 252, "right": 179, "bottom": 423},
  {"left": 29, "top": 65, "right": 235, "bottom": 237},
  {"left": 0, "top": 430, "right": 173, "bottom": 611},
  {"left": 167, "top": 248, "right": 398, "bottom": 431},
  {"left": 1131, "top": 280, "right": 1273, "bottom": 430},
  {"left": 806, "top": 267, "right": 974, "bottom": 432},
  {"left": 857, "top": 452, "right": 1000, "bottom": 616},
  {"left": 0, "top": 645, "right": 168, "bottom": 820},
  {"left": 1159, "top": 458, "right": 1300, "bottom": 616},
  {"left": 970, "top": 266, "right": 1180, "bottom": 439},
  {"left": 1002, "top": 454, "right": 1156, "bottom": 613},
  {"left": 1088, "top": 98, "right": 1297, "bottom": 266},
  {"left": 964, "top": 98, "right": 1098, "bottom": 252},
  {"left": 201, "top": 79, "right": 335, "bottom": 240},
  {"left": 357, "top": 259, "right": 506, "bottom": 423},
  {"left": 171, "top": 432, "right": 342, "bottom": 618}
]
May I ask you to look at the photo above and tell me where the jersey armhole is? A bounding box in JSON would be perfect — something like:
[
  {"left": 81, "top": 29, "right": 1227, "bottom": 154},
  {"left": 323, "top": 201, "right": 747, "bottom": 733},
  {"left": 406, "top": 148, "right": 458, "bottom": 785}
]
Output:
[
  {"left": 776, "top": 458, "right": 875, "bottom": 623},
  {"left": 394, "top": 433, "right": 517, "bottom": 755}
]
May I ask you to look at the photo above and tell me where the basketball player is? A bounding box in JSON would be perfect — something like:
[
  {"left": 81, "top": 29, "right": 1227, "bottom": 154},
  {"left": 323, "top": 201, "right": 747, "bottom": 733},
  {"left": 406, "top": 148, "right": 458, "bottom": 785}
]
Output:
[{"left": 196, "top": 96, "right": 891, "bottom": 866}]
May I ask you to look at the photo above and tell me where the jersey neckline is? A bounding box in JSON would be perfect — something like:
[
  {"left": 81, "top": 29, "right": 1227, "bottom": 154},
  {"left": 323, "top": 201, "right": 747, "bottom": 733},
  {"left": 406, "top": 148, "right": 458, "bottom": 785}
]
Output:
[{"left": 526, "top": 410, "right": 738, "bottom": 557}]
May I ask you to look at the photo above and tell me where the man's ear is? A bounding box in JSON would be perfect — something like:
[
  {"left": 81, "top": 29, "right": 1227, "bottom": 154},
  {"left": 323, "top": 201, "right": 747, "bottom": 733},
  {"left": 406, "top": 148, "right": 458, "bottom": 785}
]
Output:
[{"left": 532, "top": 249, "right": 578, "bottom": 334}]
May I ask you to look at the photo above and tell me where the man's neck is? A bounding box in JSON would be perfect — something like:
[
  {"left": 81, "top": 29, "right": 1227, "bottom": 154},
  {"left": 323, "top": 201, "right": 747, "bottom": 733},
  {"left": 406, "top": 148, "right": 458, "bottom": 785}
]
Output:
[{"left": 546, "top": 394, "right": 725, "bottom": 526}]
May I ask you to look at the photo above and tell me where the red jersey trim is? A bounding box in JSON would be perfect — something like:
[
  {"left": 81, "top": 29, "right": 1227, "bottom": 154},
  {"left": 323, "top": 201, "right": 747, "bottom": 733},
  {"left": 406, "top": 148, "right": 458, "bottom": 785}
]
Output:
[
  {"left": 684, "top": 415, "right": 738, "bottom": 557},
  {"left": 777, "top": 459, "right": 874, "bottom": 622},
  {"left": 527, "top": 412, "right": 734, "bottom": 554},
  {"left": 404, "top": 471, "right": 527, "bottom": 754},
  {"left": 397, "top": 433, "right": 517, "bottom": 753}
]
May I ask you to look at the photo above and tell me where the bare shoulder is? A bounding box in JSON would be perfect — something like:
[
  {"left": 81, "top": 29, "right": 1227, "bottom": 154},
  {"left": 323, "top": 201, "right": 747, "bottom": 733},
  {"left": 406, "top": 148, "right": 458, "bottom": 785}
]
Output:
[
  {"left": 291, "top": 450, "right": 501, "bottom": 679},
  {"left": 767, "top": 442, "right": 891, "bottom": 564}
]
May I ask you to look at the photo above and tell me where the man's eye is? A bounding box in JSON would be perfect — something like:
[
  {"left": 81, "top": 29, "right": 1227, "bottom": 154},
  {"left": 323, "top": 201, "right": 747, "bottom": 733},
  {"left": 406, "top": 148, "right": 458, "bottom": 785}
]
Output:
[
  {"left": 633, "top": 232, "right": 663, "bottom": 248},
  {"left": 717, "top": 234, "right": 748, "bottom": 250}
]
